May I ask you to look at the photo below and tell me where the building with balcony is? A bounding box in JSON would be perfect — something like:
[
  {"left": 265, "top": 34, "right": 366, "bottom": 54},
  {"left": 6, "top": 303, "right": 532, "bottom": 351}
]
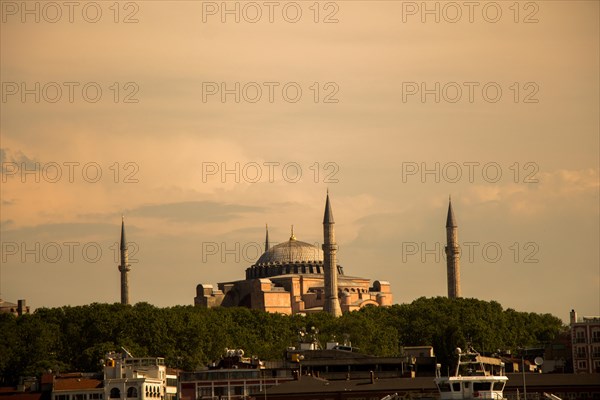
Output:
[
  {"left": 179, "top": 349, "right": 293, "bottom": 400},
  {"left": 570, "top": 309, "right": 600, "bottom": 373},
  {"left": 103, "top": 352, "right": 177, "bottom": 400}
]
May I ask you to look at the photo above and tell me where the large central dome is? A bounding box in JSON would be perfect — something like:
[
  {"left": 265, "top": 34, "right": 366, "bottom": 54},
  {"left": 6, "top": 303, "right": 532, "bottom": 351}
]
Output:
[{"left": 256, "top": 238, "right": 323, "bottom": 265}]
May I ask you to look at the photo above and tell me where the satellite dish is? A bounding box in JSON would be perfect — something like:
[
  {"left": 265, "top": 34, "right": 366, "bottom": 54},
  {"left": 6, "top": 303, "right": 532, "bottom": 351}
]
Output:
[{"left": 534, "top": 357, "right": 544, "bottom": 366}]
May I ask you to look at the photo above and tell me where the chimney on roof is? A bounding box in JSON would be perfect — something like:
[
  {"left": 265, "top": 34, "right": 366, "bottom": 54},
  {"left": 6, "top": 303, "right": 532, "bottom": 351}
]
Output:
[
  {"left": 570, "top": 309, "right": 577, "bottom": 325},
  {"left": 17, "top": 299, "right": 26, "bottom": 316}
]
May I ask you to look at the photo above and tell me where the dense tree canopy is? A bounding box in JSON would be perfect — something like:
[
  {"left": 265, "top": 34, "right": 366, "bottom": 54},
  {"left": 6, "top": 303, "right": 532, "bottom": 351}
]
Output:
[{"left": 0, "top": 297, "right": 565, "bottom": 385}]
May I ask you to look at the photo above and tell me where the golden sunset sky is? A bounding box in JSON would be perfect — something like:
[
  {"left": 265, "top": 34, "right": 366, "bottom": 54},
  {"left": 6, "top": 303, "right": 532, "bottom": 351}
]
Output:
[{"left": 1, "top": 0, "right": 598, "bottom": 321}]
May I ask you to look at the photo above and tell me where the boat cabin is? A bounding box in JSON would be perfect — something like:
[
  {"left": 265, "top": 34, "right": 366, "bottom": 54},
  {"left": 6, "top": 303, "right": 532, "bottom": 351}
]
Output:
[{"left": 436, "top": 379, "right": 506, "bottom": 399}]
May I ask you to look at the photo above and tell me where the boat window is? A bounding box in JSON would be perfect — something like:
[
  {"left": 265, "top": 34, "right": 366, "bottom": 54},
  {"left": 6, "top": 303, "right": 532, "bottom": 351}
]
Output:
[
  {"left": 452, "top": 383, "right": 461, "bottom": 392},
  {"left": 438, "top": 383, "right": 452, "bottom": 392},
  {"left": 464, "top": 382, "right": 470, "bottom": 389},
  {"left": 493, "top": 382, "right": 505, "bottom": 390},
  {"left": 473, "top": 382, "right": 491, "bottom": 390}
]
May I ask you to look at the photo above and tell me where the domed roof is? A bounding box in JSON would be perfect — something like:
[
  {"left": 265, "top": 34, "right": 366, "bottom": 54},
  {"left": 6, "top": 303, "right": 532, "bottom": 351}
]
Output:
[{"left": 256, "top": 238, "right": 323, "bottom": 265}]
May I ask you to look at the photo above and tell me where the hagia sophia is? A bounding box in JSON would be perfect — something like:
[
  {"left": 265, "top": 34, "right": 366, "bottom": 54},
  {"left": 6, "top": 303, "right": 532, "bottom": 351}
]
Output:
[
  {"left": 193, "top": 192, "right": 393, "bottom": 315},
  {"left": 112, "top": 192, "right": 460, "bottom": 317}
]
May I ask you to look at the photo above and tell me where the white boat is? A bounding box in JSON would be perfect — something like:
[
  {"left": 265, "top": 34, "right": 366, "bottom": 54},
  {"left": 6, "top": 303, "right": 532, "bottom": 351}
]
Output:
[{"left": 434, "top": 347, "right": 508, "bottom": 400}]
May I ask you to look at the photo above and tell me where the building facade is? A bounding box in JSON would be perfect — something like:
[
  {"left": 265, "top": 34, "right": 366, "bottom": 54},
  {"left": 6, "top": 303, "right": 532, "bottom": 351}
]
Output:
[
  {"left": 103, "top": 352, "right": 177, "bottom": 400},
  {"left": 0, "top": 298, "right": 30, "bottom": 316},
  {"left": 571, "top": 309, "right": 600, "bottom": 373},
  {"left": 51, "top": 373, "right": 104, "bottom": 400},
  {"left": 179, "top": 349, "right": 293, "bottom": 400},
  {"left": 195, "top": 193, "right": 392, "bottom": 315},
  {"left": 18, "top": 352, "right": 178, "bottom": 400}
]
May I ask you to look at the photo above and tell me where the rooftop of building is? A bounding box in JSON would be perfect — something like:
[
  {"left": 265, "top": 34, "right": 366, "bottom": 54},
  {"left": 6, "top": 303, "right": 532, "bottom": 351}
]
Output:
[
  {"left": 0, "top": 388, "right": 46, "bottom": 400},
  {"left": 288, "top": 349, "right": 432, "bottom": 367},
  {"left": 262, "top": 373, "right": 600, "bottom": 396},
  {"left": 0, "top": 299, "right": 18, "bottom": 308},
  {"left": 53, "top": 375, "right": 103, "bottom": 391},
  {"left": 574, "top": 316, "right": 600, "bottom": 323}
]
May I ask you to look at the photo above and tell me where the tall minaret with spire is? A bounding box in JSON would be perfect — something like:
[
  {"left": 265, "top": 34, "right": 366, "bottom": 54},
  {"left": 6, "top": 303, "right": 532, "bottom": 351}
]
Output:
[
  {"left": 118, "top": 216, "right": 131, "bottom": 305},
  {"left": 445, "top": 197, "right": 461, "bottom": 298},
  {"left": 322, "top": 191, "right": 342, "bottom": 317}
]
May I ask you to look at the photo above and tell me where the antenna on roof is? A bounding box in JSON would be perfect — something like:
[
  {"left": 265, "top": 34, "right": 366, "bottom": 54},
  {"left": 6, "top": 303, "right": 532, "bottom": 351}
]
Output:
[{"left": 121, "top": 346, "right": 134, "bottom": 358}]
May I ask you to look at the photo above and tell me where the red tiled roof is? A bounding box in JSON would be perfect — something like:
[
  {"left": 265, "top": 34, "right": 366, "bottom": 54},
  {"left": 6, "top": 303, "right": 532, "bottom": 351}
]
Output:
[
  {"left": 0, "top": 390, "right": 44, "bottom": 400},
  {"left": 53, "top": 378, "right": 102, "bottom": 391}
]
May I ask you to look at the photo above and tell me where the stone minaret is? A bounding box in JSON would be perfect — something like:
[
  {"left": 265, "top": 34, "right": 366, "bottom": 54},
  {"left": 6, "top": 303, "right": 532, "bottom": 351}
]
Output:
[
  {"left": 322, "top": 191, "right": 342, "bottom": 317},
  {"left": 118, "top": 216, "right": 131, "bottom": 305},
  {"left": 445, "top": 197, "right": 461, "bottom": 298}
]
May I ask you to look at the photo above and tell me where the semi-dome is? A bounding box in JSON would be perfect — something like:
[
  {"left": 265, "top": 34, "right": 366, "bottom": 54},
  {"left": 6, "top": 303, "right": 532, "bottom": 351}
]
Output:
[{"left": 256, "top": 237, "right": 323, "bottom": 265}]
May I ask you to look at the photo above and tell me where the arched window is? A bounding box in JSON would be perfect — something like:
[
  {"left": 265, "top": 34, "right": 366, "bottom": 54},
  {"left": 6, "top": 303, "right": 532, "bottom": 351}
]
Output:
[
  {"left": 110, "top": 388, "right": 120, "bottom": 399},
  {"left": 127, "top": 387, "right": 138, "bottom": 398}
]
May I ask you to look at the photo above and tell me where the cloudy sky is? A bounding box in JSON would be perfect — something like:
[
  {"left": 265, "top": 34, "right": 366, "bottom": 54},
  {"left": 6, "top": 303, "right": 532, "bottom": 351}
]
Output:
[{"left": 1, "top": 0, "right": 598, "bottom": 322}]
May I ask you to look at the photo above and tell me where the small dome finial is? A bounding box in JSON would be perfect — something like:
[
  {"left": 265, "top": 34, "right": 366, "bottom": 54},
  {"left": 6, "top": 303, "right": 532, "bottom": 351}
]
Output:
[
  {"left": 265, "top": 223, "right": 270, "bottom": 251},
  {"left": 290, "top": 225, "right": 296, "bottom": 241}
]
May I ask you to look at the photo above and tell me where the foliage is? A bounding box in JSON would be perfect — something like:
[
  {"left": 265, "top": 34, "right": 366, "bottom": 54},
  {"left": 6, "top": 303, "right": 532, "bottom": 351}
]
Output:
[{"left": 0, "top": 297, "right": 564, "bottom": 384}]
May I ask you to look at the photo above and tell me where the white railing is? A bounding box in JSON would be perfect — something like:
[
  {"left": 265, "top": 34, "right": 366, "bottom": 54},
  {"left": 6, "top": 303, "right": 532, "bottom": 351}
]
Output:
[
  {"left": 476, "top": 391, "right": 504, "bottom": 399},
  {"left": 505, "top": 392, "right": 543, "bottom": 400}
]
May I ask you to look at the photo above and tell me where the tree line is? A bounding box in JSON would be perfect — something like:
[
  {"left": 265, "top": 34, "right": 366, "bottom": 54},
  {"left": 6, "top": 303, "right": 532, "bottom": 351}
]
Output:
[{"left": 0, "top": 297, "right": 565, "bottom": 385}]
